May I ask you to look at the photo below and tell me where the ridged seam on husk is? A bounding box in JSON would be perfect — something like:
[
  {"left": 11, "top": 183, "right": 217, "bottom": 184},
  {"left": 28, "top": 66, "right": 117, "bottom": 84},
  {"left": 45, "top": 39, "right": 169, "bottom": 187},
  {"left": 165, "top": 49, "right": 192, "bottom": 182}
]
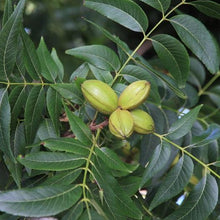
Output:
[
  {"left": 81, "top": 80, "right": 118, "bottom": 114},
  {"left": 118, "top": 80, "right": 151, "bottom": 110},
  {"left": 131, "top": 109, "right": 154, "bottom": 134},
  {"left": 109, "top": 109, "right": 134, "bottom": 139}
]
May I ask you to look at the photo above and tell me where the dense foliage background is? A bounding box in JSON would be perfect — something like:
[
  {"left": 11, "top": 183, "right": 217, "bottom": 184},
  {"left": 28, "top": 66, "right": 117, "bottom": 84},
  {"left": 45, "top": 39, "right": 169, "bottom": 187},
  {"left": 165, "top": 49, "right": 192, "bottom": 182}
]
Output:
[{"left": 0, "top": 0, "right": 220, "bottom": 219}]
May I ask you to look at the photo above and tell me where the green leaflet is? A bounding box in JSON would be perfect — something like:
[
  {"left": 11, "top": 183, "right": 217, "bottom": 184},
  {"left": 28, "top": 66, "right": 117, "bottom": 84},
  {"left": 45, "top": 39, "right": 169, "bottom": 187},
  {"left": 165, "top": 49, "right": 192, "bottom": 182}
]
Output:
[
  {"left": 84, "top": 0, "right": 148, "bottom": 33},
  {"left": 0, "top": 0, "right": 26, "bottom": 81},
  {"left": 149, "top": 155, "right": 194, "bottom": 210},
  {"left": 164, "top": 174, "right": 218, "bottom": 220},
  {"left": 66, "top": 45, "right": 121, "bottom": 71},
  {"left": 170, "top": 15, "right": 219, "bottom": 74},
  {"left": 0, "top": 185, "right": 82, "bottom": 217},
  {"left": 151, "top": 34, "right": 189, "bottom": 88},
  {"left": 167, "top": 105, "right": 202, "bottom": 140}
]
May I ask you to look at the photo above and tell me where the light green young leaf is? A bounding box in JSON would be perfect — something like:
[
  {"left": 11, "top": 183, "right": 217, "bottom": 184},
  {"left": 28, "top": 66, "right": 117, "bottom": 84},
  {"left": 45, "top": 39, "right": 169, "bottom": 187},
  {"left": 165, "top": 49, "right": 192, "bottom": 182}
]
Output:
[
  {"left": 37, "top": 38, "right": 60, "bottom": 82},
  {"left": 51, "top": 83, "right": 83, "bottom": 104},
  {"left": 151, "top": 34, "right": 189, "bottom": 88},
  {"left": 164, "top": 174, "right": 218, "bottom": 220},
  {"left": 0, "top": 0, "right": 26, "bottom": 81},
  {"left": 84, "top": 0, "right": 148, "bottom": 33},
  {"left": 64, "top": 105, "right": 92, "bottom": 145},
  {"left": 139, "top": 0, "right": 170, "bottom": 13},
  {"left": 21, "top": 29, "right": 41, "bottom": 80},
  {"left": 140, "top": 142, "right": 171, "bottom": 188},
  {"left": 149, "top": 155, "right": 194, "bottom": 210},
  {"left": 167, "top": 105, "right": 202, "bottom": 140},
  {"left": 66, "top": 45, "right": 121, "bottom": 71},
  {"left": 170, "top": 15, "right": 219, "bottom": 74},
  {"left": 0, "top": 185, "right": 82, "bottom": 217},
  {"left": 24, "top": 86, "right": 45, "bottom": 144},
  {"left": 46, "top": 87, "right": 62, "bottom": 135},
  {"left": 2, "top": 0, "right": 13, "bottom": 26},
  {"left": 190, "top": 0, "right": 220, "bottom": 19},
  {"left": 0, "top": 88, "right": 14, "bottom": 161},
  {"left": 43, "top": 137, "right": 90, "bottom": 156},
  {"left": 95, "top": 147, "right": 131, "bottom": 172},
  {"left": 18, "top": 152, "right": 85, "bottom": 171}
]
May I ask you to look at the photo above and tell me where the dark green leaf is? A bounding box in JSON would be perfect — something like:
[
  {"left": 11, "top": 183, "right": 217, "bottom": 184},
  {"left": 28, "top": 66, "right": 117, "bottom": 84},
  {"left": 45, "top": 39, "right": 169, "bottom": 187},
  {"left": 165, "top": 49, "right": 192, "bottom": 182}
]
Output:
[
  {"left": 190, "top": 0, "right": 220, "bottom": 19},
  {"left": 46, "top": 87, "right": 62, "bottom": 135},
  {"left": 95, "top": 147, "right": 131, "bottom": 172},
  {"left": 213, "top": 161, "right": 220, "bottom": 167},
  {"left": 9, "top": 86, "right": 27, "bottom": 131},
  {"left": 191, "top": 124, "right": 220, "bottom": 147},
  {"left": 121, "top": 65, "right": 161, "bottom": 104},
  {"left": 0, "top": 213, "right": 18, "bottom": 220},
  {"left": 170, "top": 15, "right": 219, "bottom": 74},
  {"left": 0, "top": 88, "right": 14, "bottom": 161},
  {"left": 188, "top": 57, "right": 206, "bottom": 89},
  {"left": 2, "top": 0, "right": 13, "bottom": 26},
  {"left": 21, "top": 29, "right": 41, "bottom": 80},
  {"left": 13, "top": 123, "right": 26, "bottom": 157},
  {"left": 0, "top": 0, "right": 26, "bottom": 81},
  {"left": 0, "top": 185, "right": 82, "bottom": 217},
  {"left": 43, "top": 137, "right": 90, "bottom": 156},
  {"left": 84, "top": 0, "right": 148, "bottom": 33},
  {"left": 137, "top": 60, "right": 187, "bottom": 99},
  {"left": 140, "top": 142, "right": 171, "bottom": 188},
  {"left": 64, "top": 105, "right": 92, "bottom": 145},
  {"left": 93, "top": 158, "right": 143, "bottom": 219},
  {"left": 7, "top": 123, "right": 26, "bottom": 187},
  {"left": 139, "top": 0, "right": 171, "bottom": 13},
  {"left": 164, "top": 174, "right": 218, "bottom": 220},
  {"left": 62, "top": 202, "right": 84, "bottom": 220},
  {"left": 4, "top": 156, "right": 21, "bottom": 188},
  {"left": 151, "top": 34, "right": 189, "bottom": 88},
  {"left": 15, "top": 36, "right": 26, "bottom": 79},
  {"left": 183, "top": 83, "right": 199, "bottom": 108},
  {"left": 85, "top": 18, "right": 130, "bottom": 57},
  {"left": 37, "top": 38, "right": 60, "bottom": 82},
  {"left": 66, "top": 45, "right": 121, "bottom": 71},
  {"left": 51, "top": 48, "right": 64, "bottom": 81},
  {"left": 167, "top": 105, "right": 202, "bottom": 140},
  {"left": 18, "top": 152, "right": 85, "bottom": 171},
  {"left": 41, "top": 169, "right": 81, "bottom": 186},
  {"left": 119, "top": 176, "right": 142, "bottom": 197},
  {"left": 51, "top": 83, "right": 83, "bottom": 104},
  {"left": 37, "top": 119, "right": 58, "bottom": 140},
  {"left": 24, "top": 86, "right": 45, "bottom": 144},
  {"left": 207, "top": 85, "right": 220, "bottom": 108},
  {"left": 89, "top": 64, "right": 113, "bottom": 84},
  {"left": 70, "top": 63, "right": 90, "bottom": 82},
  {"left": 150, "top": 155, "right": 194, "bottom": 210}
]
